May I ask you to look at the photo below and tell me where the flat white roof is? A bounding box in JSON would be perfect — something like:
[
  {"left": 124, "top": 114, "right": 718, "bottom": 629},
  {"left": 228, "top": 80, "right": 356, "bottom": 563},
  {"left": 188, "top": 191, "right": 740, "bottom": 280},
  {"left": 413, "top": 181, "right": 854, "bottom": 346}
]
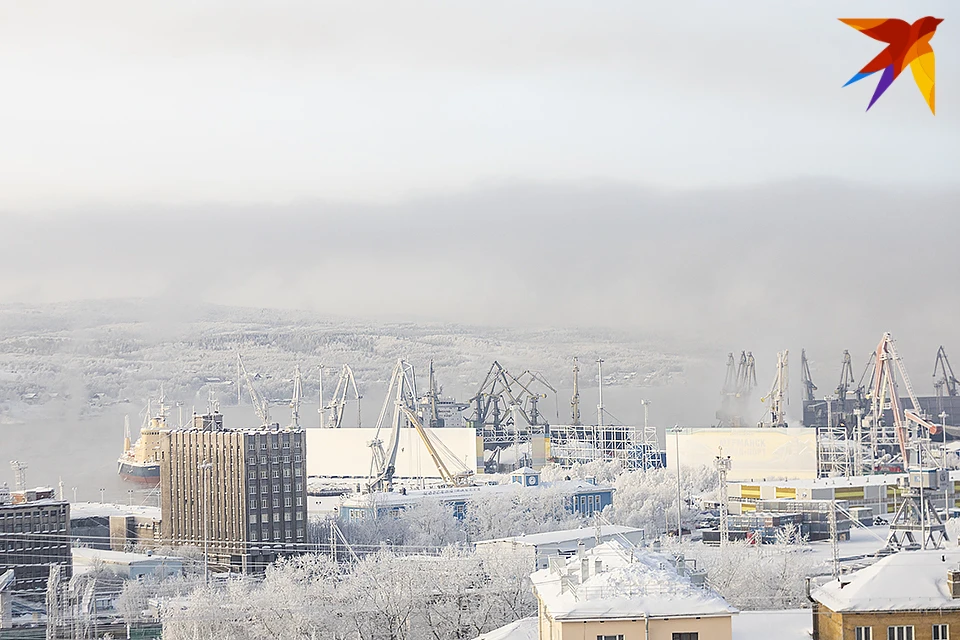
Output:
[
  {"left": 530, "top": 540, "right": 736, "bottom": 620},
  {"left": 732, "top": 609, "right": 811, "bottom": 640},
  {"left": 477, "top": 525, "right": 643, "bottom": 547},
  {"left": 72, "top": 546, "right": 182, "bottom": 566},
  {"left": 70, "top": 502, "right": 161, "bottom": 520},
  {"left": 812, "top": 548, "right": 960, "bottom": 612}
]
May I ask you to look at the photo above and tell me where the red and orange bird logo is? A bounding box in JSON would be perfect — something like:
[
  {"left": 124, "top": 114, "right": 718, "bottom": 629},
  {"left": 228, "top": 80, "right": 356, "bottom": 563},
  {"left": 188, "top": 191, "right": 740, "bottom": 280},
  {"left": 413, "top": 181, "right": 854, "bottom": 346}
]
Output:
[{"left": 840, "top": 17, "right": 943, "bottom": 114}]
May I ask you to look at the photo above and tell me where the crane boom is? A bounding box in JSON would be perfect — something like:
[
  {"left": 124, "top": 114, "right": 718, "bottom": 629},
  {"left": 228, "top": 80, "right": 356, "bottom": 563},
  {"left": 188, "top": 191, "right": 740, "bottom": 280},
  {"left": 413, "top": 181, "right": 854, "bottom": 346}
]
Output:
[
  {"left": 367, "top": 360, "right": 417, "bottom": 493},
  {"left": 237, "top": 353, "right": 271, "bottom": 427},
  {"left": 399, "top": 405, "right": 473, "bottom": 487},
  {"left": 800, "top": 349, "right": 817, "bottom": 403},
  {"left": 289, "top": 364, "right": 303, "bottom": 428}
]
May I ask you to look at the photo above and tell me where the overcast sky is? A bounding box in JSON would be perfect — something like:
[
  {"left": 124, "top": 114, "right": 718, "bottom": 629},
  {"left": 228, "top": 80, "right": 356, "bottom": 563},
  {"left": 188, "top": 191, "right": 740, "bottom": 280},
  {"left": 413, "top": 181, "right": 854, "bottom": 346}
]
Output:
[{"left": 0, "top": 1, "right": 956, "bottom": 213}]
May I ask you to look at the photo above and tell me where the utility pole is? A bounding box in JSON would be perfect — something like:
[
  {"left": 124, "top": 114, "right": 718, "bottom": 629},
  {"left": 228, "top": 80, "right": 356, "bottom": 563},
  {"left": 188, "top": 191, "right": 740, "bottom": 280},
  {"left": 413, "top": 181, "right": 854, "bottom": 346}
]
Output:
[
  {"left": 829, "top": 500, "right": 839, "bottom": 580},
  {"left": 674, "top": 425, "right": 682, "bottom": 539},
  {"left": 716, "top": 449, "right": 731, "bottom": 548},
  {"left": 596, "top": 358, "right": 604, "bottom": 428},
  {"left": 571, "top": 358, "right": 581, "bottom": 426}
]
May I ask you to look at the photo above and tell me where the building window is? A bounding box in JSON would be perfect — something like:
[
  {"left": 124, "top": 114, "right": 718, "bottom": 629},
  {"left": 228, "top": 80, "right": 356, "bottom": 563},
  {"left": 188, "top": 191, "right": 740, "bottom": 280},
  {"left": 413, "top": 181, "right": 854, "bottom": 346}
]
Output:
[
  {"left": 261, "top": 499, "right": 268, "bottom": 508},
  {"left": 297, "top": 528, "right": 304, "bottom": 538},
  {"left": 250, "top": 531, "right": 257, "bottom": 541},
  {"left": 259, "top": 456, "right": 267, "bottom": 464},
  {"left": 284, "top": 483, "right": 291, "bottom": 492},
  {"left": 599, "top": 636, "right": 624, "bottom": 640},
  {"left": 273, "top": 513, "right": 280, "bottom": 523},
  {"left": 283, "top": 468, "right": 291, "bottom": 478},
  {"left": 248, "top": 457, "right": 256, "bottom": 465},
  {"left": 272, "top": 440, "right": 279, "bottom": 450},
  {"left": 296, "top": 511, "right": 304, "bottom": 520},
  {"left": 273, "top": 499, "right": 279, "bottom": 508},
  {"left": 285, "top": 497, "right": 292, "bottom": 507},
  {"left": 888, "top": 627, "right": 914, "bottom": 640},
  {"left": 261, "top": 485, "right": 268, "bottom": 494},
  {"left": 250, "top": 514, "right": 257, "bottom": 524},
  {"left": 282, "top": 440, "right": 290, "bottom": 449},
  {"left": 296, "top": 497, "right": 303, "bottom": 506},
  {"left": 272, "top": 469, "right": 280, "bottom": 479},
  {"left": 260, "top": 470, "right": 268, "bottom": 479},
  {"left": 294, "top": 466, "right": 302, "bottom": 477},
  {"left": 856, "top": 628, "right": 873, "bottom": 640},
  {"left": 260, "top": 442, "right": 267, "bottom": 450},
  {"left": 282, "top": 455, "right": 290, "bottom": 463},
  {"left": 284, "top": 512, "right": 292, "bottom": 522},
  {"left": 934, "top": 625, "right": 949, "bottom": 640},
  {"left": 671, "top": 635, "right": 697, "bottom": 640},
  {"left": 294, "top": 454, "right": 302, "bottom": 462},
  {"left": 295, "top": 482, "right": 303, "bottom": 491}
]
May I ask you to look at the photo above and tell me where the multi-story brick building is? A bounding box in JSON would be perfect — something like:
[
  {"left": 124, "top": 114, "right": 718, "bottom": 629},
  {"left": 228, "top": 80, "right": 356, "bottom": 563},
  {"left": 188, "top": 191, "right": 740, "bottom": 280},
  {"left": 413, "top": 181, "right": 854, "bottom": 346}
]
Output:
[
  {"left": 811, "top": 548, "right": 960, "bottom": 640},
  {"left": 159, "top": 414, "right": 307, "bottom": 573},
  {"left": 0, "top": 486, "right": 71, "bottom": 592}
]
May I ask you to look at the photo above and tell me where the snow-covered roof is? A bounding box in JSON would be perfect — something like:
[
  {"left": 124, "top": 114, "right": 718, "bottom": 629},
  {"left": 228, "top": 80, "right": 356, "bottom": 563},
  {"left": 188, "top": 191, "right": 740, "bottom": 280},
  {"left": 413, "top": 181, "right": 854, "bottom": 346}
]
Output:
[
  {"left": 471, "top": 617, "right": 537, "bottom": 640},
  {"left": 476, "top": 525, "right": 643, "bottom": 547},
  {"left": 531, "top": 540, "right": 736, "bottom": 620},
  {"left": 811, "top": 549, "right": 960, "bottom": 612},
  {"left": 69, "top": 501, "right": 161, "bottom": 520},
  {"left": 732, "top": 609, "right": 811, "bottom": 640},
  {"left": 72, "top": 546, "right": 182, "bottom": 566}
]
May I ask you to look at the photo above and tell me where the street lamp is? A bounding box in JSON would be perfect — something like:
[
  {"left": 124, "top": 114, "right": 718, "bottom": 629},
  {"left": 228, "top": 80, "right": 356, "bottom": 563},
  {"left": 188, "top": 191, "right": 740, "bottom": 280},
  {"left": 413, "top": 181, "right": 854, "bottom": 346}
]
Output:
[
  {"left": 199, "top": 461, "right": 213, "bottom": 583},
  {"left": 671, "top": 425, "right": 682, "bottom": 539}
]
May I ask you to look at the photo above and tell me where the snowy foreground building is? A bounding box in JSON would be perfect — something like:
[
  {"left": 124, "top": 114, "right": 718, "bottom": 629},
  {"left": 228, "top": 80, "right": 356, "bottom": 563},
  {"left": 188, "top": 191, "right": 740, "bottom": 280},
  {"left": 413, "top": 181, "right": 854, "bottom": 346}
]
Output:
[
  {"left": 811, "top": 548, "right": 960, "bottom": 640},
  {"left": 476, "top": 525, "right": 645, "bottom": 570},
  {"left": 530, "top": 540, "right": 737, "bottom": 640}
]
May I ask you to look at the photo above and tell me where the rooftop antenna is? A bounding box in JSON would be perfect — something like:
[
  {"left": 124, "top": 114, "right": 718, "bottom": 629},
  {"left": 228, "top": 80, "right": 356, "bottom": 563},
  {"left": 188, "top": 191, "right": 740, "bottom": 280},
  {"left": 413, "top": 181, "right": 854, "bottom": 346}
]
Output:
[
  {"left": 596, "top": 358, "right": 605, "bottom": 428},
  {"left": 571, "top": 358, "right": 581, "bottom": 426},
  {"left": 9, "top": 461, "right": 26, "bottom": 491}
]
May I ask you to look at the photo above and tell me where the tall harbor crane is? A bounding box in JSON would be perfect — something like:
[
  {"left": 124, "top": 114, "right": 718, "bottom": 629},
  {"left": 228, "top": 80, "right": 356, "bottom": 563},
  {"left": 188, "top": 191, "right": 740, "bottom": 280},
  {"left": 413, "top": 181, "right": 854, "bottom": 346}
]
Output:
[
  {"left": 800, "top": 349, "right": 817, "bottom": 403},
  {"left": 869, "top": 332, "right": 926, "bottom": 467},
  {"left": 322, "top": 364, "right": 361, "bottom": 428},
  {"left": 9, "top": 461, "right": 26, "bottom": 491},
  {"left": 367, "top": 359, "right": 472, "bottom": 492},
  {"left": 467, "top": 361, "right": 553, "bottom": 432},
  {"left": 933, "top": 346, "right": 959, "bottom": 399},
  {"left": 835, "top": 350, "right": 855, "bottom": 403},
  {"left": 237, "top": 353, "right": 272, "bottom": 427},
  {"left": 760, "top": 350, "right": 789, "bottom": 427},
  {"left": 289, "top": 364, "right": 303, "bottom": 428}
]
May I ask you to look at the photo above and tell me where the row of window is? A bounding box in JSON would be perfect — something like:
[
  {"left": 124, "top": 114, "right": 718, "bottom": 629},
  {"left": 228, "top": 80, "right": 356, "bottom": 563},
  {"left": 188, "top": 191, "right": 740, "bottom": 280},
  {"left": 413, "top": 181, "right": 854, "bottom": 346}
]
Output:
[
  {"left": 250, "top": 497, "right": 304, "bottom": 509},
  {"left": 249, "top": 455, "right": 303, "bottom": 465},
  {"left": 856, "top": 624, "right": 948, "bottom": 640},
  {"left": 248, "top": 483, "right": 300, "bottom": 495},
  {"left": 250, "top": 511, "right": 304, "bottom": 524},
  {"left": 255, "top": 438, "right": 300, "bottom": 450},
  {"left": 249, "top": 527, "right": 304, "bottom": 542}
]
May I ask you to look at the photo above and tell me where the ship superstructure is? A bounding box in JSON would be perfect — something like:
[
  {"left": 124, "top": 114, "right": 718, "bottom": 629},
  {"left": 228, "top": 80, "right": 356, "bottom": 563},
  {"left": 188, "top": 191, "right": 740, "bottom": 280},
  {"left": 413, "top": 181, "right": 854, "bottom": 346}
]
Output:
[{"left": 117, "top": 395, "right": 169, "bottom": 485}]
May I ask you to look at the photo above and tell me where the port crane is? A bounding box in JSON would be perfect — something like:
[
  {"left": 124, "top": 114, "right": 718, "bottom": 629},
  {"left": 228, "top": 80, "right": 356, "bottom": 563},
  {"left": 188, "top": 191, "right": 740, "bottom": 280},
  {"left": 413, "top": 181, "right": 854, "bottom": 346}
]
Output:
[
  {"left": 869, "top": 332, "right": 931, "bottom": 467},
  {"left": 237, "top": 353, "right": 272, "bottom": 427},
  {"left": 467, "top": 361, "right": 554, "bottom": 432},
  {"left": 322, "top": 364, "right": 361, "bottom": 428},
  {"left": 800, "top": 349, "right": 817, "bottom": 403},
  {"left": 289, "top": 364, "right": 303, "bottom": 428},
  {"left": 367, "top": 359, "right": 473, "bottom": 493},
  {"left": 760, "top": 350, "right": 789, "bottom": 427},
  {"left": 933, "top": 346, "right": 959, "bottom": 399}
]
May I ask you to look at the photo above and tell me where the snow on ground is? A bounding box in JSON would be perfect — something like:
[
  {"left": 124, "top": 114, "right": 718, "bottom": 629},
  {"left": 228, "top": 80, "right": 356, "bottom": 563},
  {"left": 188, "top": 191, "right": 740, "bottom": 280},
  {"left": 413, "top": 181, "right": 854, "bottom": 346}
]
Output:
[
  {"left": 733, "top": 609, "right": 811, "bottom": 640},
  {"left": 471, "top": 617, "right": 538, "bottom": 640}
]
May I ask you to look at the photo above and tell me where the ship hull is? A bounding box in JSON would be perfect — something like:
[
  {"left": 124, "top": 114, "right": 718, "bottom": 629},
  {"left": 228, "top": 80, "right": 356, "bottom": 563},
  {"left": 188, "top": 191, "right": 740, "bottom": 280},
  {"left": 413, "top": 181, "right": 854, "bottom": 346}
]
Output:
[{"left": 118, "top": 460, "right": 160, "bottom": 485}]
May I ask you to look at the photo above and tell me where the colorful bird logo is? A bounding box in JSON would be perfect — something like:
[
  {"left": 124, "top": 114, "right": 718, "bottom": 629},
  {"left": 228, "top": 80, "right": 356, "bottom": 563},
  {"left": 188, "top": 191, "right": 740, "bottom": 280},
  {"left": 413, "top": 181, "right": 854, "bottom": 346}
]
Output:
[{"left": 840, "top": 17, "right": 943, "bottom": 114}]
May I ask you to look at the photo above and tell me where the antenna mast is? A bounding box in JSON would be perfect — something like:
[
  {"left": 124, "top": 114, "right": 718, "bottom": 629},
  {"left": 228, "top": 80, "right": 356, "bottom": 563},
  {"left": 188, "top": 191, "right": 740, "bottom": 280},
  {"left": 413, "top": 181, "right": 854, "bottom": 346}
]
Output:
[{"left": 290, "top": 364, "right": 303, "bottom": 428}]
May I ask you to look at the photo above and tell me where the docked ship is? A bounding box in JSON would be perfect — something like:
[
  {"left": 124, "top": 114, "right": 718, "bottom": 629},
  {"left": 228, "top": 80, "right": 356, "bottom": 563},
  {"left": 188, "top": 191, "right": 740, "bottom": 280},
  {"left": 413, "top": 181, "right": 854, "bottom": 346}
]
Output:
[{"left": 117, "top": 398, "right": 168, "bottom": 485}]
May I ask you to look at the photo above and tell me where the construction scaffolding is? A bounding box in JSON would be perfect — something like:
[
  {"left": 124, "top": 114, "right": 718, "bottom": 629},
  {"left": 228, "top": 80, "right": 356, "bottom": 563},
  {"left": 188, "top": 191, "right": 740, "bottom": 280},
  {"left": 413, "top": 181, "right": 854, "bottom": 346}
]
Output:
[
  {"left": 547, "top": 424, "right": 663, "bottom": 471},
  {"left": 816, "top": 426, "right": 854, "bottom": 478}
]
